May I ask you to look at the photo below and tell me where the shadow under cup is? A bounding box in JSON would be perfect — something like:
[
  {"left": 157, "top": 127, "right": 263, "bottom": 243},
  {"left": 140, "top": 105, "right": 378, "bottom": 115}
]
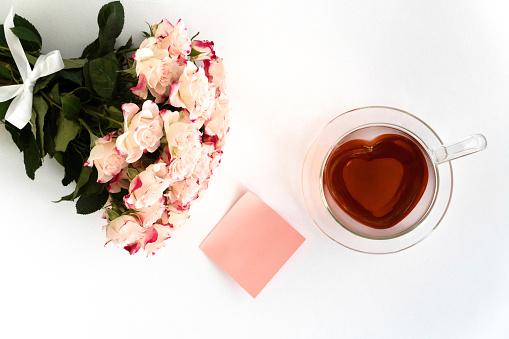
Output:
[{"left": 321, "top": 125, "right": 438, "bottom": 240}]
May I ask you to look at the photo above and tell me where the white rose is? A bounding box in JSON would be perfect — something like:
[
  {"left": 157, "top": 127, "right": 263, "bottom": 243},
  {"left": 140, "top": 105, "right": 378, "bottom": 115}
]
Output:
[
  {"left": 104, "top": 215, "right": 144, "bottom": 247},
  {"left": 132, "top": 38, "right": 183, "bottom": 103},
  {"left": 152, "top": 19, "right": 191, "bottom": 57},
  {"left": 116, "top": 101, "right": 164, "bottom": 163},
  {"left": 85, "top": 133, "right": 127, "bottom": 183},
  {"left": 207, "top": 57, "right": 227, "bottom": 94},
  {"left": 205, "top": 93, "right": 231, "bottom": 140},
  {"left": 124, "top": 163, "right": 172, "bottom": 210},
  {"left": 169, "top": 62, "right": 214, "bottom": 121},
  {"left": 165, "top": 121, "right": 201, "bottom": 151},
  {"left": 167, "top": 146, "right": 201, "bottom": 181}
]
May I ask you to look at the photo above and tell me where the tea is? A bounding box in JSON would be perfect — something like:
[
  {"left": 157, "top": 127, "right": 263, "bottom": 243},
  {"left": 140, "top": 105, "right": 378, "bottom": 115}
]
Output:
[{"left": 322, "top": 126, "right": 436, "bottom": 237}]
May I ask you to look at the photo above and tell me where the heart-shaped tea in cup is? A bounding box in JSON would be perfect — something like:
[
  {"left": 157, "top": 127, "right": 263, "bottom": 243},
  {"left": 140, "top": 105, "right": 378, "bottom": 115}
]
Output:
[{"left": 323, "top": 128, "right": 430, "bottom": 229}]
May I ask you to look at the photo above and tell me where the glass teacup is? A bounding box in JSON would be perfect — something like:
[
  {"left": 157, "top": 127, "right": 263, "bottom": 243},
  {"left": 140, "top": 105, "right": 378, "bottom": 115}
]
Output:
[{"left": 302, "top": 106, "right": 487, "bottom": 254}]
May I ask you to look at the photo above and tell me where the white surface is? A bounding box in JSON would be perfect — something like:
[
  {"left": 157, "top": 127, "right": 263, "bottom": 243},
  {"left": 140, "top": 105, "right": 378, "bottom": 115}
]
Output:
[{"left": 1, "top": 0, "right": 508, "bottom": 338}]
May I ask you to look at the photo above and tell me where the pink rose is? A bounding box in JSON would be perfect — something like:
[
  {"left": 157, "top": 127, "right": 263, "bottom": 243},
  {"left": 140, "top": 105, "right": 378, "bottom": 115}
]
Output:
[
  {"left": 205, "top": 93, "right": 231, "bottom": 140},
  {"left": 193, "top": 145, "right": 216, "bottom": 184},
  {"left": 205, "top": 57, "right": 227, "bottom": 95},
  {"left": 169, "top": 62, "right": 214, "bottom": 121},
  {"left": 124, "top": 163, "right": 171, "bottom": 210},
  {"left": 131, "top": 37, "right": 167, "bottom": 101},
  {"left": 167, "top": 145, "right": 201, "bottom": 181},
  {"left": 164, "top": 119, "right": 201, "bottom": 152},
  {"left": 160, "top": 204, "right": 190, "bottom": 229},
  {"left": 132, "top": 52, "right": 183, "bottom": 103},
  {"left": 85, "top": 133, "right": 127, "bottom": 183},
  {"left": 210, "top": 150, "right": 223, "bottom": 170},
  {"left": 137, "top": 36, "right": 168, "bottom": 59},
  {"left": 141, "top": 223, "right": 174, "bottom": 256},
  {"left": 108, "top": 167, "right": 129, "bottom": 193},
  {"left": 136, "top": 196, "right": 167, "bottom": 227},
  {"left": 166, "top": 176, "right": 202, "bottom": 205},
  {"left": 116, "top": 101, "right": 164, "bottom": 163},
  {"left": 191, "top": 40, "right": 216, "bottom": 61},
  {"left": 104, "top": 215, "right": 144, "bottom": 247},
  {"left": 152, "top": 19, "right": 191, "bottom": 57}
]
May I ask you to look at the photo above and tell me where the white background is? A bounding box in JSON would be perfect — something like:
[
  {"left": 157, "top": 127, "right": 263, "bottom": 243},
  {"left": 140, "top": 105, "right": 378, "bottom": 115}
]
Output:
[{"left": 1, "top": 0, "right": 508, "bottom": 338}]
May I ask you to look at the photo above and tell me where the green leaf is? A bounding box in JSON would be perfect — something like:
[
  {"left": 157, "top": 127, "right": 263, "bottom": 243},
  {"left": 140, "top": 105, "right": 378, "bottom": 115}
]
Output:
[
  {"left": 80, "top": 169, "right": 103, "bottom": 196},
  {"left": 30, "top": 108, "right": 37, "bottom": 132},
  {"left": 62, "top": 144, "right": 84, "bottom": 186},
  {"left": 59, "top": 69, "right": 83, "bottom": 85},
  {"left": 76, "top": 188, "right": 109, "bottom": 214},
  {"left": 13, "top": 14, "right": 42, "bottom": 51},
  {"left": 0, "top": 98, "right": 13, "bottom": 121},
  {"left": 106, "top": 208, "right": 120, "bottom": 221},
  {"left": 33, "top": 95, "right": 48, "bottom": 157},
  {"left": 104, "top": 105, "right": 123, "bottom": 125},
  {"left": 63, "top": 58, "right": 88, "bottom": 69},
  {"left": 19, "top": 125, "right": 42, "bottom": 179},
  {"left": 54, "top": 166, "right": 92, "bottom": 203},
  {"left": 0, "top": 64, "right": 15, "bottom": 80},
  {"left": 53, "top": 152, "right": 64, "bottom": 165},
  {"left": 0, "top": 64, "right": 11, "bottom": 79},
  {"left": 54, "top": 112, "right": 80, "bottom": 152},
  {"left": 118, "top": 36, "right": 133, "bottom": 52},
  {"left": 25, "top": 53, "right": 38, "bottom": 66},
  {"left": 81, "top": 39, "right": 100, "bottom": 59},
  {"left": 71, "top": 87, "right": 93, "bottom": 103},
  {"left": 82, "top": 62, "right": 92, "bottom": 91},
  {"left": 110, "top": 188, "right": 128, "bottom": 204},
  {"left": 119, "top": 67, "right": 137, "bottom": 76},
  {"left": 54, "top": 192, "right": 75, "bottom": 203},
  {"left": 97, "top": 1, "right": 124, "bottom": 56},
  {"left": 10, "top": 27, "right": 42, "bottom": 49},
  {"left": 73, "top": 165, "right": 93, "bottom": 199},
  {"left": 127, "top": 168, "right": 139, "bottom": 181},
  {"left": 189, "top": 48, "right": 203, "bottom": 59},
  {"left": 89, "top": 132, "right": 99, "bottom": 148},
  {"left": 49, "top": 83, "right": 61, "bottom": 105},
  {"left": 5, "top": 122, "right": 22, "bottom": 151},
  {"left": 0, "top": 24, "right": 7, "bottom": 47},
  {"left": 88, "top": 52, "right": 118, "bottom": 99},
  {"left": 61, "top": 93, "right": 81, "bottom": 119},
  {"left": 34, "top": 74, "right": 56, "bottom": 93},
  {"left": 43, "top": 107, "right": 58, "bottom": 157}
]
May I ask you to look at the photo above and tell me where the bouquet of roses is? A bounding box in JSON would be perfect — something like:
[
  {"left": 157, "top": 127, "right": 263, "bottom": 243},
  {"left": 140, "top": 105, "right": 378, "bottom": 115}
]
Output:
[{"left": 0, "top": 1, "right": 230, "bottom": 255}]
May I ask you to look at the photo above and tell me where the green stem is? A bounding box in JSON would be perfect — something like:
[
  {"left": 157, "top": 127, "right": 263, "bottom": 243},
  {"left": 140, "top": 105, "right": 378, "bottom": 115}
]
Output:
[
  {"left": 40, "top": 91, "right": 62, "bottom": 109},
  {"left": 77, "top": 117, "right": 94, "bottom": 136},
  {"left": 0, "top": 78, "right": 15, "bottom": 85},
  {"left": 82, "top": 107, "right": 123, "bottom": 127},
  {"left": 117, "top": 47, "right": 138, "bottom": 54},
  {"left": 72, "top": 138, "right": 88, "bottom": 149},
  {"left": 0, "top": 46, "right": 40, "bottom": 56}
]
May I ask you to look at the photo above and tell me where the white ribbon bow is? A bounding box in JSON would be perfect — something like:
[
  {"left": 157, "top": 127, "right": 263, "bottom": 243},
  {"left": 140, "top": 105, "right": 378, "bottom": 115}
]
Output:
[{"left": 0, "top": 8, "right": 64, "bottom": 129}]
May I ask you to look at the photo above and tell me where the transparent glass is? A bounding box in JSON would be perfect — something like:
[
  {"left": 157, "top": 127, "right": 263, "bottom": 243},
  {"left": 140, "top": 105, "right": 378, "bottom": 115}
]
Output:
[{"left": 302, "top": 106, "right": 487, "bottom": 254}]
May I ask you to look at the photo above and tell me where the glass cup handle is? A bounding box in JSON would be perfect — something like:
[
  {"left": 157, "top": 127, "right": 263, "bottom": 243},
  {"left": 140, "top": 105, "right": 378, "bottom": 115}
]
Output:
[{"left": 433, "top": 134, "right": 487, "bottom": 164}]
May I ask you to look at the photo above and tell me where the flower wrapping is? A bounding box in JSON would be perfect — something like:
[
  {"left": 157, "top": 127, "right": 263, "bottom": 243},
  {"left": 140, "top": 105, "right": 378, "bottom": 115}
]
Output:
[{"left": 0, "top": 1, "right": 230, "bottom": 255}]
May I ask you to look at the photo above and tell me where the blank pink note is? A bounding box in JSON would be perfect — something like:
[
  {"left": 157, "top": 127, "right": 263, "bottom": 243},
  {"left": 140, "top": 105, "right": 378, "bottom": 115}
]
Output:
[{"left": 199, "top": 191, "right": 305, "bottom": 298}]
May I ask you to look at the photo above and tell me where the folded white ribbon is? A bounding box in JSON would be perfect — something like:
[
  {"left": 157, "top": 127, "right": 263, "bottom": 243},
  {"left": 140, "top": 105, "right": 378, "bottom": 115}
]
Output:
[{"left": 0, "top": 8, "right": 64, "bottom": 129}]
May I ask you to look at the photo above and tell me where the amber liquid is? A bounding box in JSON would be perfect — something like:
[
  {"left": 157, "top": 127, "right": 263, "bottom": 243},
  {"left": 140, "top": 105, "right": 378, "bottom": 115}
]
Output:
[{"left": 323, "top": 126, "right": 432, "bottom": 230}]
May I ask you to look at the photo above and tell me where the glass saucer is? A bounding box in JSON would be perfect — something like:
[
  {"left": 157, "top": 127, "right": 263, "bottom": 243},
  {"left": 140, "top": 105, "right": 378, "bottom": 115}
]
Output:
[{"left": 301, "top": 106, "right": 453, "bottom": 254}]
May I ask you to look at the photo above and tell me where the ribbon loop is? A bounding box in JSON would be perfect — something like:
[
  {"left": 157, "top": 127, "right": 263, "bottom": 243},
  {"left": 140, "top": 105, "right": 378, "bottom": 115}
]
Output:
[{"left": 0, "top": 8, "right": 65, "bottom": 129}]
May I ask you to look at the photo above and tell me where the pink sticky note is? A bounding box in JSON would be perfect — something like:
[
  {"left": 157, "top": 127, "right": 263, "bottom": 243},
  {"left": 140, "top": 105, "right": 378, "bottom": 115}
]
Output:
[{"left": 200, "top": 191, "right": 305, "bottom": 298}]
